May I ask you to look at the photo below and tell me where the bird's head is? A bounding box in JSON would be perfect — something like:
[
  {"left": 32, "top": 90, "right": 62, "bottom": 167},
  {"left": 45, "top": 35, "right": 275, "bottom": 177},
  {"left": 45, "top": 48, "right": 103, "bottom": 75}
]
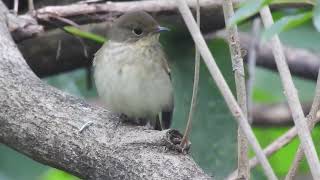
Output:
[{"left": 108, "top": 11, "right": 169, "bottom": 43}]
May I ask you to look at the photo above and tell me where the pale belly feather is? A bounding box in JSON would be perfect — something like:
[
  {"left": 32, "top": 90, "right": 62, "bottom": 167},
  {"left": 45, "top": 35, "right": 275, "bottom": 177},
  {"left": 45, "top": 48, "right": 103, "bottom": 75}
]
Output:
[{"left": 94, "top": 41, "right": 173, "bottom": 119}]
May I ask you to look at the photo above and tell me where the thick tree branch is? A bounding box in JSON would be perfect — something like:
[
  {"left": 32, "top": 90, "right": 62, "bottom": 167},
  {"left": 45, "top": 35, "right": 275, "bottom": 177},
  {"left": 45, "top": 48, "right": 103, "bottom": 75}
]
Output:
[
  {"left": 18, "top": 23, "right": 103, "bottom": 77},
  {"left": 8, "top": 0, "right": 313, "bottom": 41},
  {"left": 214, "top": 31, "right": 320, "bottom": 81},
  {"left": 0, "top": 1, "right": 210, "bottom": 179},
  {"left": 252, "top": 102, "right": 311, "bottom": 126},
  {"left": 239, "top": 33, "right": 320, "bottom": 81},
  {"left": 10, "top": 0, "right": 241, "bottom": 41}
]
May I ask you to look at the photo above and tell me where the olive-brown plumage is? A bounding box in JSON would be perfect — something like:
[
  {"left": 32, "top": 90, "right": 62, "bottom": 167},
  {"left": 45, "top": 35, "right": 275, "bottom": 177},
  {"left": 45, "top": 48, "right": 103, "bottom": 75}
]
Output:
[{"left": 93, "top": 11, "right": 173, "bottom": 130}]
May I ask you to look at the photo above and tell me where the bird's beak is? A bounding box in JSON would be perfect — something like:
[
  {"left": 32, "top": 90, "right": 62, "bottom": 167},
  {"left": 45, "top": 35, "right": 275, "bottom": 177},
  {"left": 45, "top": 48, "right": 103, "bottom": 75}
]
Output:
[{"left": 156, "top": 26, "right": 170, "bottom": 33}]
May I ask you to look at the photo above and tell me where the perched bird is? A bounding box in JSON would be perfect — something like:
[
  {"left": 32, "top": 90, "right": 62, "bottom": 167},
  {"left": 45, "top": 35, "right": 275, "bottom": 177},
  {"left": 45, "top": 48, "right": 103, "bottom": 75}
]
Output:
[{"left": 93, "top": 11, "right": 174, "bottom": 130}]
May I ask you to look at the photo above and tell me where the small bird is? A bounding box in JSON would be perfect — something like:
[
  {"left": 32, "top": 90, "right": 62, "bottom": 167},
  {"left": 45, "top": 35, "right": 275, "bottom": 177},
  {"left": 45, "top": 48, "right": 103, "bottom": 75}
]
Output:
[{"left": 93, "top": 11, "right": 174, "bottom": 130}]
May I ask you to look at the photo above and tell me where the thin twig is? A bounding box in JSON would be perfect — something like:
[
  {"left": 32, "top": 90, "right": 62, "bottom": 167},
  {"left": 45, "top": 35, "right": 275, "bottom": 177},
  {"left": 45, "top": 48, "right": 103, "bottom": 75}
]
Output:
[
  {"left": 260, "top": 6, "right": 320, "bottom": 179},
  {"left": 285, "top": 68, "right": 320, "bottom": 180},
  {"left": 176, "top": 1, "right": 277, "bottom": 179},
  {"left": 222, "top": 0, "right": 249, "bottom": 179},
  {"left": 56, "top": 40, "right": 62, "bottom": 61},
  {"left": 28, "top": 0, "right": 34, "bottom": 11},
  {"left": 227, "top": 18, "right": 261, "bottom": 180},
  {"left": 229, "top": 115, "right": 320, "bottom": 177},
  {"left": 247, "top": 18, "right": 260, "bottom": 124},
  {"left": 13, "top": 0, "right": 19, "bottom": 15},
  {"left": 52, "top": 16, "right": 81, "bottom": 28},
  {"left": 48, "top": 16, "right": 89, "bottom": 61},
  {"left": 180, "top": 0, "right": 200, "bottom": 148}
]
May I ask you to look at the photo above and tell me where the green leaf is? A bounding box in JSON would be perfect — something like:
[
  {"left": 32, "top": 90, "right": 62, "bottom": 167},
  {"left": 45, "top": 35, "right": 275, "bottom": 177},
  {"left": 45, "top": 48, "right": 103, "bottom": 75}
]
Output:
[
  {"left": 272, "top": 0, "right": 315, "bottom": 5},
  {"left": 63, "top": 26, "right": 106, "bottom": 44},
  {"left": 313, "top": 0, "right": 320, "bottom": 31},
  {"left": 262, "top": 11, "right": 313, "bottom": 41},
  {"left": 41, "top": 169, "right": 79, "bottom": 180},
  {"left": 228, "top": 0, "right": 274, "bottom": 26}
]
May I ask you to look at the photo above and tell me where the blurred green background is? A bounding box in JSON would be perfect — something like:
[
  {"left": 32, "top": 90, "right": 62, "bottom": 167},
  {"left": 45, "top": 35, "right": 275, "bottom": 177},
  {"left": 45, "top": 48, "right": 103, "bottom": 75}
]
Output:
[{"left": 1, "top": 7, "right": 320, "bottom": 180}]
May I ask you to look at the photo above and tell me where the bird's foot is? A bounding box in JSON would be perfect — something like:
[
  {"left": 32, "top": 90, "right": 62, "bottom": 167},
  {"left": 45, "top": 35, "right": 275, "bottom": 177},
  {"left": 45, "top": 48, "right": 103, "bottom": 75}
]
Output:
[{"left": 165, "top": 130, "right": 191, "bottom": 154}]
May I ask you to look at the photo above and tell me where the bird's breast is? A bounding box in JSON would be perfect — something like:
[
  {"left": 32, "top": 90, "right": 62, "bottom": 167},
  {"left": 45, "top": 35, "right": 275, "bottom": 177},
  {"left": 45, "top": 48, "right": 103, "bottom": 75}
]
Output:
[{"left": 93, "top": 41, "right": 173, "bottom": 118}]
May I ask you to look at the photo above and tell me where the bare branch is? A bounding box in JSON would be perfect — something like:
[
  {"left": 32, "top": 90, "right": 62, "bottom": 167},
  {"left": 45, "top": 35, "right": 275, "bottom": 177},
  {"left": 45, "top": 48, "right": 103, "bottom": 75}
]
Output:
[
  {"left": 13, "top": 0, "right": 18, "bottom": 14},
  {"left": 251, "top": 102, "right": 311, "bottom": 126},
  {"left": 28, "top": 0, "right": 34, "bottom": 11},
  {"left": 10, "top": 0, "right": 312, "bottom": 41},
  {"left": 7, "top": 13, "right": 44, "bottom": 41},
  {"left": 230, "top": 108, "right": 320, "bottom": 177},
  {"left": 176, "top": 0, "right": 277, "bottom": 179},
  {"left": 35, "top": 0, "right": 237, "bottom": 23},
  {"left": 222, "top": 0, "right": 249, "bottom": 179},
  {"left": 213, "top": 31, "right": 320, "bottom": 81},
  {"left": 285, "top": 68, "right": 320, "bottom": 180},
  {"left": 260, "top": 6, "right": 320, "bottom": 179},
  {"left": 247, "top": 18, "right": 260, "bottom": 124},
  {"left": 0, "top": 1, "right": 210, "bottom": 179},
  {"left": 180, "top": 0, "right": 201, "bottom": 148}
]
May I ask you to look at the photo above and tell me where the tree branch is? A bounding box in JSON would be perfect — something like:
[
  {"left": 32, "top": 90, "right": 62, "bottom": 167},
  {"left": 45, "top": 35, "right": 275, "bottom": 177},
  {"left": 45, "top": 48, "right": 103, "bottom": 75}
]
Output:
[
  {"left": 222, "top": 1, "right": 249, "bottom": 179},
  {"left": 10, "top": 0, "right": 241, "bottom": 41},
  {"left": 228, "top": 109, "right": 320, "bottom": 179},
  {"left": 0, "top": 1, "right": 210, "bottom": 179},
  {"left": 251, "top": 102, "right": 311, "bottom": 126},
  {"left": 285, "top": 67, "right": 320, "bottom": 180},
  {"left": 176, "top": 0, "right": 277, "bottom": 179},
  {"left": 213, "top": 31, "right": 320, "bottom": 81},
  {"left": 246, "top": 18, "right": 260, "bottom": 124},
  {"left": 180, "top": 0, "right": 200, "bottom": 149},
  {"left": 9, "top": 0, "right": 313, "bottom": 41},
  {"left": 260, "top": 6, "right": 320, "bottom": 178},
  {"left": 18, "top": 24, "right": 103, "bottom": 77}
]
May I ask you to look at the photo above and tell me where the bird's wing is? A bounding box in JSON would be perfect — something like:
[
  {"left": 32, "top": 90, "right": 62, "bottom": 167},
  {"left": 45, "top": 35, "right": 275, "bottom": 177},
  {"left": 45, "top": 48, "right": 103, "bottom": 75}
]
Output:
[{"left": 93, "top": 43, "right": 108, "bottom": 67}]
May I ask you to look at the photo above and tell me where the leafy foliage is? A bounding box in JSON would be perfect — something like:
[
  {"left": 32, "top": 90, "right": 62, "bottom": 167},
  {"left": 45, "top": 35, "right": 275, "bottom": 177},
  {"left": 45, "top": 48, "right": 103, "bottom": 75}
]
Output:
[
  {"left": 42, "top": 169, "right": 79, "bottom": 180},
  {"left": 63, "top": 26, "right": 106, "bottom": 44},
  {"left": 230, "top": 0, "right": 317, "bottom": 41},
  {"left": 262, "top": 11, "right": 313, "bottom": 41},
  {"left": 228, "top": 0, "right": 274, "bottom": 26}
]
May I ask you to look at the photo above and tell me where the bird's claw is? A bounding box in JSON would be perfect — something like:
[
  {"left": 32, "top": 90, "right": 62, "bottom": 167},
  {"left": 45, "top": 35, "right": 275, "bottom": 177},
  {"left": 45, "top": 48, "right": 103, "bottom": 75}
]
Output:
[{"left": 165, "top": 129, "right": 191, "bottom": 154}]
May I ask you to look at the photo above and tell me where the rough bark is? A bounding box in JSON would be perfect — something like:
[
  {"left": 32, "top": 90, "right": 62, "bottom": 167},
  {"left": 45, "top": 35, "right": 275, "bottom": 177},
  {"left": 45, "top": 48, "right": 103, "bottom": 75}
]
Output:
[{"left": 0, "top": 1, "right": 210, "bottom": 179}]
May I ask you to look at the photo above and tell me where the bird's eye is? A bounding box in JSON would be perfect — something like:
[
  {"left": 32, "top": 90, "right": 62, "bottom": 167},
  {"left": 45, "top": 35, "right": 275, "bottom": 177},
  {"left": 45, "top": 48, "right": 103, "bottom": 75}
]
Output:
[{"left": 132, "top": 28, "right": 143, "bottom": 36}]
